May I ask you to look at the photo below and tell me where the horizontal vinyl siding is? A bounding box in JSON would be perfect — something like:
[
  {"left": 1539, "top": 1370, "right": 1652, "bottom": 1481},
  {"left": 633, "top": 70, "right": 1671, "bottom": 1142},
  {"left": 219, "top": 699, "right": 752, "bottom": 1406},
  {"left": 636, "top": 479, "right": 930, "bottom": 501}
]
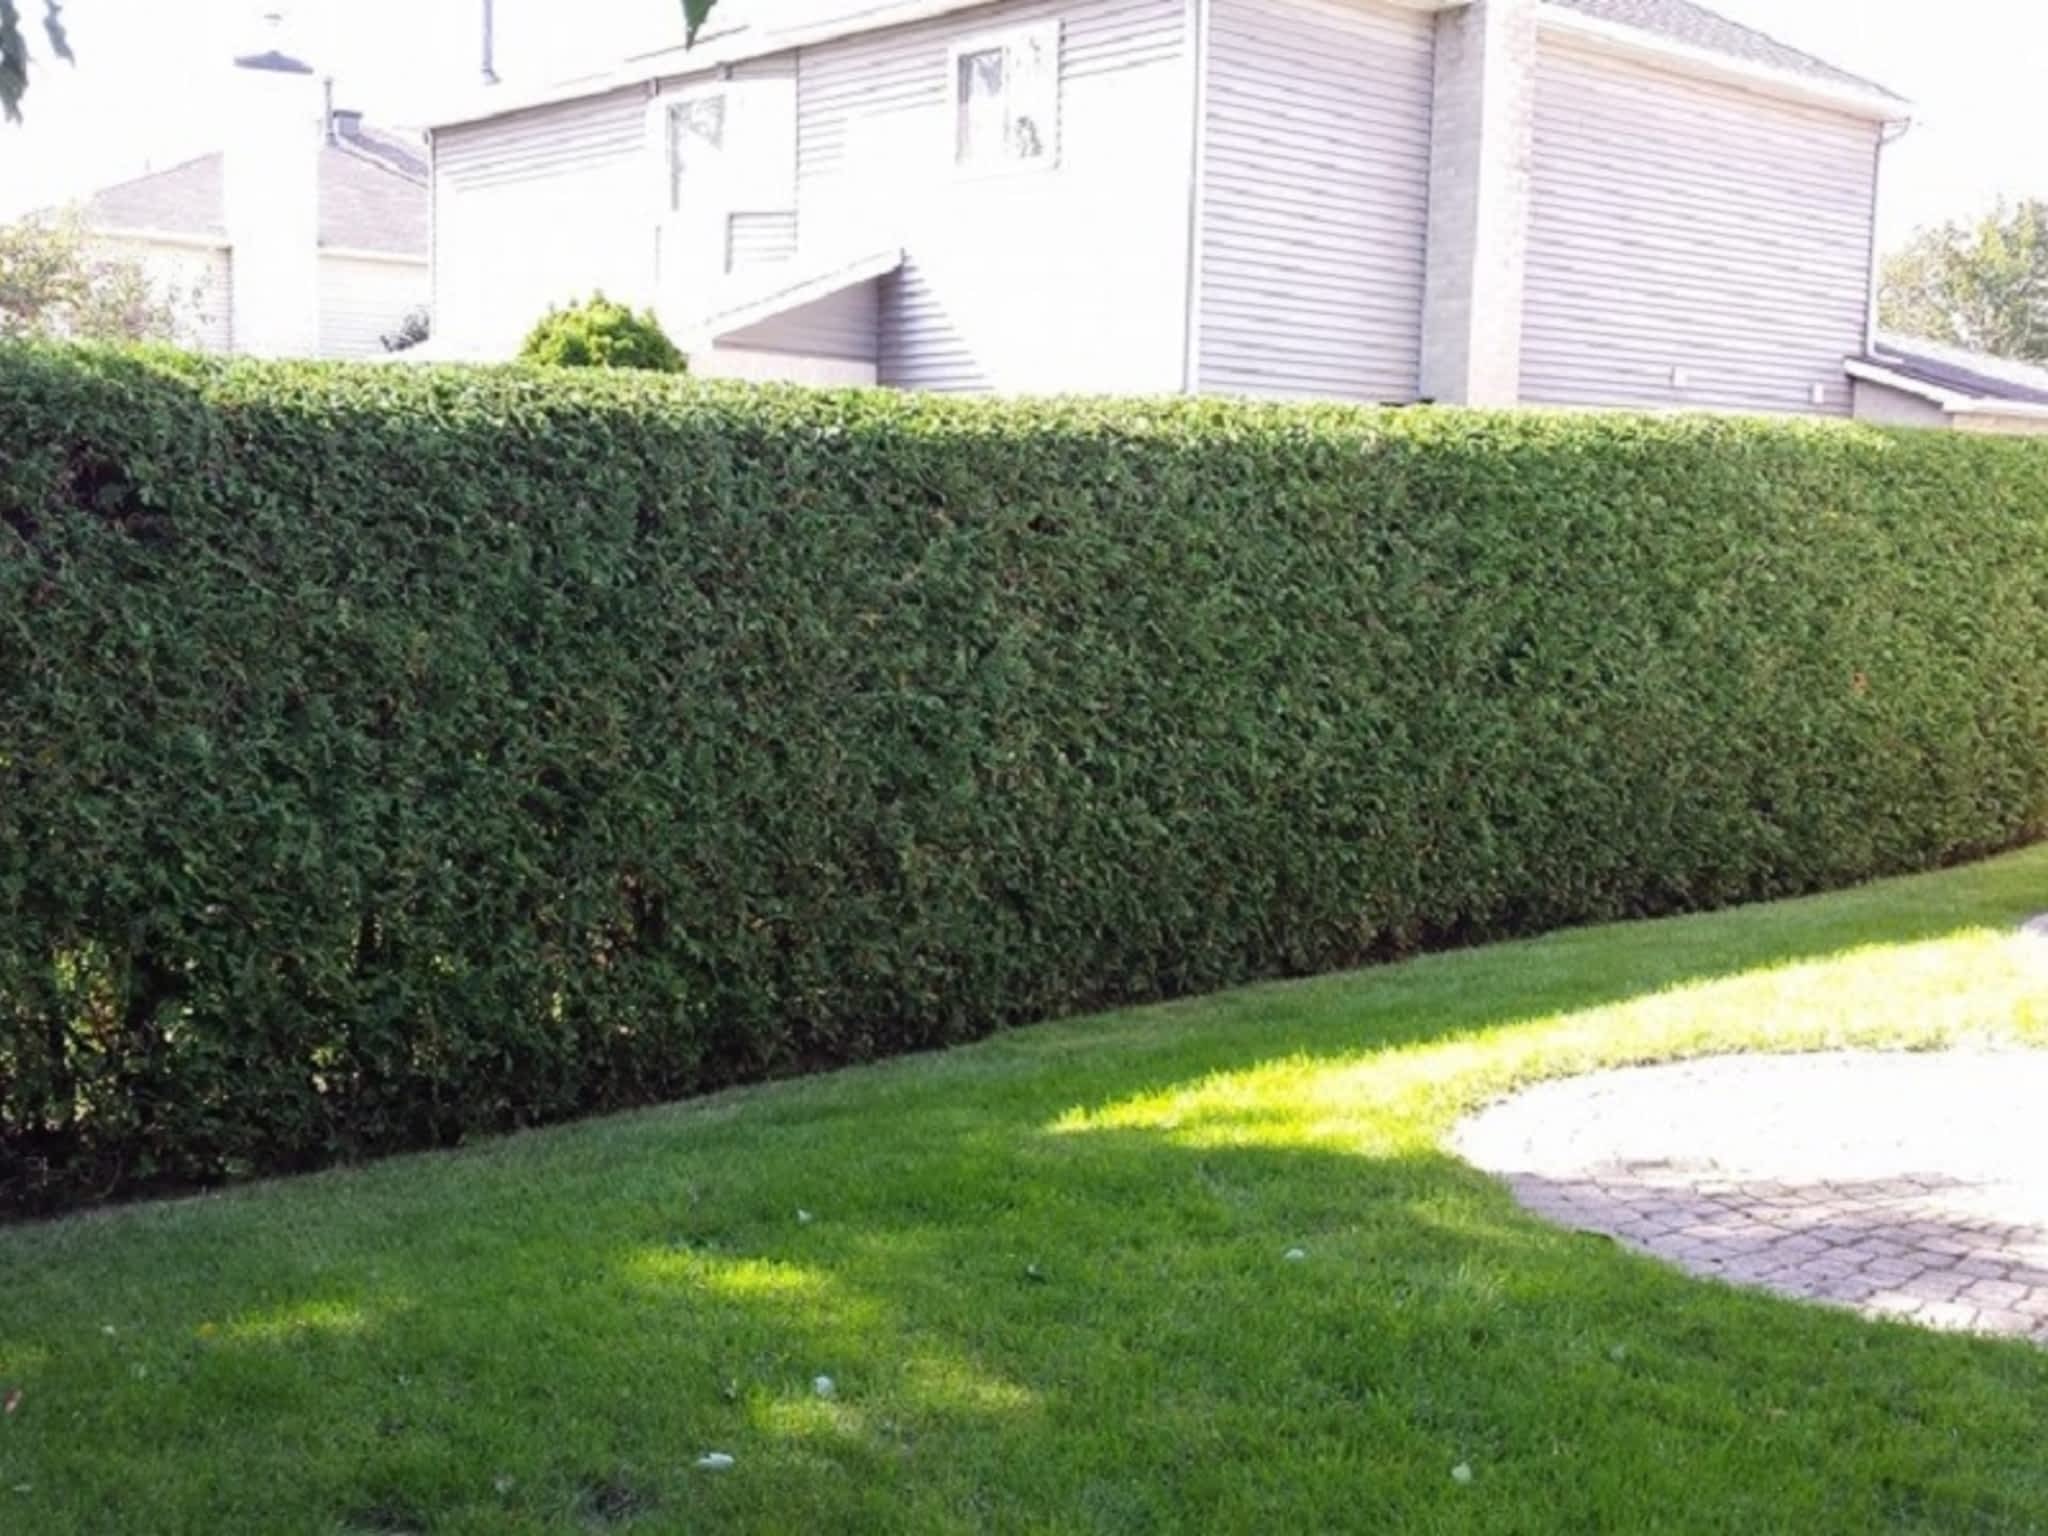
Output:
[
  {"left": 317, "top": 255, "right": 431, "bottom": 359},
  {"left": 797, "top": 0, "right": 1188, "bottom": 394},
  {"left": 727, "top": 211, "right": 800, "bottom": 270},
  {"left": 1521, "top": 38, "right": 1880, "bottom": 415},
  {"left": 722, "top": 281, "right": 881, "bottom": 359},
  {"left": 1197, "top": 0, "right": 1435, "bottom": 402},
  {"left": 432, "top": 87, "right": 655, "bottom": 357}
]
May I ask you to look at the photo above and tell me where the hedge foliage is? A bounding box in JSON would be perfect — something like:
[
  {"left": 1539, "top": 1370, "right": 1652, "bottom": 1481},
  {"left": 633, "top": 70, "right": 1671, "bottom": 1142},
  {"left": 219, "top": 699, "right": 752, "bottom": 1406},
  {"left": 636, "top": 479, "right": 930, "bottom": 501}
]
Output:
[{"left": 5, "top": 345, "right": 2048, "bottom": 1213}]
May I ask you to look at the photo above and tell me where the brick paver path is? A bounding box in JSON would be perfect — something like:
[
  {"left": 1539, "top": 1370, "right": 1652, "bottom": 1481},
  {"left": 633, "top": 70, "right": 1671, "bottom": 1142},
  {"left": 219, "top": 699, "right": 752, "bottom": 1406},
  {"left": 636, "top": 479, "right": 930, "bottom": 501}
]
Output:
[{"left": 1454, "top": 1052, "right": 2048, "bottom": 1343}]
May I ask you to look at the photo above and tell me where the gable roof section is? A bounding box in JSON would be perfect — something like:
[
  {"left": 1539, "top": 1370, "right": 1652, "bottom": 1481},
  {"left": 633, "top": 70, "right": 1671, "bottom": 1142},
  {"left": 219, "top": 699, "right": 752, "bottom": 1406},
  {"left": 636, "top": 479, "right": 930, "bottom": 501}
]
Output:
[
  {"left": 81, "top": 154, "right": 228, "bottom": 240},
  {"left": 322, "top": 121, "right": 431, "bottom": 254},
  {"left": 75, "top": 122, "right": 429, "bottom": 258},
  {"left": 1544, "top": 0, "right": 1904, "bottom": 103}
]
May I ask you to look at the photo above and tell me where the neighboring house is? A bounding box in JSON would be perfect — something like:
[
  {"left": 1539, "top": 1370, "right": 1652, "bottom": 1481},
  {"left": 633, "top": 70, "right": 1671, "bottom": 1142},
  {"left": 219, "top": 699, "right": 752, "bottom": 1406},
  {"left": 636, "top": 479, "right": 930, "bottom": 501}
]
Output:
[
  {"left": 1848, "top": 336, "right": 2048, "bottom": 437},
  {"left": 425, "top": 0, "right": 1916, "bottom": 416},
  {"left": 80, "top": 49, "right": 430, "bottom": 360}
]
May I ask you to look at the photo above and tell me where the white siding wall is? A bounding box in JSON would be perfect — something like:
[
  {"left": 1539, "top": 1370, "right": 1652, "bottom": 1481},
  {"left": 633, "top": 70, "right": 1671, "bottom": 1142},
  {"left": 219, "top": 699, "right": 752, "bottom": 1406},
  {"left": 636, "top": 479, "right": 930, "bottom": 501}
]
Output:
[
  {"left": 1521, "top": 37, "right": 1880, "bottom": 415},
  {"left": 695, "top": 347, "right": 878, "bottom": 386},
  {"left": 97, "top": 237, "right": 234, "bottom": 354},
  {"left": 653, "top": 53, "right": 802, "bottom": 310},
  {"left": 727, "top": 211, "right": 801, "bottom": 271},
  {"left": 432, "top": 86, "right": 656, "bottom": 359},
  {"left": 1197, "top": 0, "right": 1436, "bottom": 402},
  {"left": 317, "top": 255, "right": 432, "bottom": 359},
  {"left": 797, "top": 0, "right": 1189, "bottom": 394},
  {"left": 1852, "top": 379, "right": 1947, "bottom": 429}
]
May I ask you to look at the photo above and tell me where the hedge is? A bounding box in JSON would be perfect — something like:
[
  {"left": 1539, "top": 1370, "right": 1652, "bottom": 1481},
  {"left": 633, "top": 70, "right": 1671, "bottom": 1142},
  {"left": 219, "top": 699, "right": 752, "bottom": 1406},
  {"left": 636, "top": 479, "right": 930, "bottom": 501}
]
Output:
[{"left": 4, "top": 345, "right": 2047, "bottom": 1214}]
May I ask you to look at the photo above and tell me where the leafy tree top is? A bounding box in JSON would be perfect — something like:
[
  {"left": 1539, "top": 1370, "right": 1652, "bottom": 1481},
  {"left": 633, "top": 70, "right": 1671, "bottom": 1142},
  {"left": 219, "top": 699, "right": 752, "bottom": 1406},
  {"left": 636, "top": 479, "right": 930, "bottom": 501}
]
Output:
[{"left": 1880, "top": 200, "right": 2048, "bottom": 364}]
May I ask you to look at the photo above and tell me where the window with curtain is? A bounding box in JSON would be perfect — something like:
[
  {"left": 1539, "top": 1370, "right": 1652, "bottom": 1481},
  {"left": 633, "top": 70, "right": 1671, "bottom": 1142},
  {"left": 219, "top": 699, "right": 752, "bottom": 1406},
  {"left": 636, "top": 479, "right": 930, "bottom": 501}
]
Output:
[{"left": 951, "top": 23, "right": 1059, "bottom": 172}]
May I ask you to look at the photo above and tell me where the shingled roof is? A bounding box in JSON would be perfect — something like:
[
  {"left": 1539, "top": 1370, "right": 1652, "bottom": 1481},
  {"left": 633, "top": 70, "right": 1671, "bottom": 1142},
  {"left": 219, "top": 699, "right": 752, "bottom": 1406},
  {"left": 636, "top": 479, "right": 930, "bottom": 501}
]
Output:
[
  {"left": 80, "top": 154, "right": 228, "bottom": 240},
  {"left": 79, "top": 115, "right": 428, "bottom": 257},
  {"left": 1546, "top": 0, "right": 1903, "bottom": 101},
  {"left": 1865, "top": 335, "right": 2048, "bottom": 411}
]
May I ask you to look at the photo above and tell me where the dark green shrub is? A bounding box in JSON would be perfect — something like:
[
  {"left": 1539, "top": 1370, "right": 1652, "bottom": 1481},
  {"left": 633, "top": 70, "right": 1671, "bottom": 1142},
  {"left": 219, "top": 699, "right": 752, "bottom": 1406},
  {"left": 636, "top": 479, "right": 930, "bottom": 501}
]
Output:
[
  {"left": 4, "top": 345, "right": 2047, "bottom": 1214},
  {"left": 519, "top": 294, "right": 686, "bottom": 372}
]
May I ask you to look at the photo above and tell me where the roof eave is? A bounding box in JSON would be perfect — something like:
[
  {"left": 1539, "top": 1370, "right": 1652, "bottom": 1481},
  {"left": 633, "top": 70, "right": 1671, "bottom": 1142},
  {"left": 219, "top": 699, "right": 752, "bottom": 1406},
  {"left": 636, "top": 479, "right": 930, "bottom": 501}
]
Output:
[
  {"left": 694, "top": 247, "right": 906, "bottom": 343},
  {"left": 83, "top": 224, "right": 232, "bottom": 252},
  {"left": 1538, "top": 4, "right": 1911, "bottom": 124},
  {"left": 429, "top": 0, "right": 1470, "bottom": 134},
  {"left": 423, "top": 0, "right": 1909, "bottom": 138}
]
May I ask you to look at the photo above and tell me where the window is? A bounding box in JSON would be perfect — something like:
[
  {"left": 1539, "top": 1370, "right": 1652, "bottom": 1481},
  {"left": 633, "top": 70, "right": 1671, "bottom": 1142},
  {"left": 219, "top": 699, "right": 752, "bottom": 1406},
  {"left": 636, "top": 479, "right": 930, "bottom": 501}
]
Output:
[
  {"left": 950, "top": 23, "right": 1059, "bottom": 173},
  {"left": 667, "top": 93, "right": 726, "bottom": 212}
]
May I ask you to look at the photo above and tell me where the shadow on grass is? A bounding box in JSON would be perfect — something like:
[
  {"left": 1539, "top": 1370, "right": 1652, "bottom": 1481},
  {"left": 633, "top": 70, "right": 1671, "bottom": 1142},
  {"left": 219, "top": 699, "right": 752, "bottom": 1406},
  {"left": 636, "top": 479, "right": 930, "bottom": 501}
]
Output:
[{"left": 2, "top": 851, "right": 2048, "bottom": 1532}]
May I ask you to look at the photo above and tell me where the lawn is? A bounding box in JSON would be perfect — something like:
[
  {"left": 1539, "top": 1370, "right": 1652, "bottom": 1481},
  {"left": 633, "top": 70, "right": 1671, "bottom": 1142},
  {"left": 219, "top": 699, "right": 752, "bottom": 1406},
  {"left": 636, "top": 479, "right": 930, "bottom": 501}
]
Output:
[{"left": 5, "top": 849, "right": 2048, "bottom": 1535}]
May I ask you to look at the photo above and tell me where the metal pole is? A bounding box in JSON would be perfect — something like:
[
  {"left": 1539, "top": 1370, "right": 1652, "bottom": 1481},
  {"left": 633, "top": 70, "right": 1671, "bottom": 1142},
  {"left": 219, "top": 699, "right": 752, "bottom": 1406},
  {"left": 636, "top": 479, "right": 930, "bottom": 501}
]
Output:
[{"left": 481, "top": 0, "right": 499, "bottom": 85}]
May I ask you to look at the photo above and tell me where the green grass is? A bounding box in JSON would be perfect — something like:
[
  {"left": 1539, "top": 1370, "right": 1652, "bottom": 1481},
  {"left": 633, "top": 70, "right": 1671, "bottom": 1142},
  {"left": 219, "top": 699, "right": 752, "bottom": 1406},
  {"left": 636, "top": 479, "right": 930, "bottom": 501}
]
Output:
[{"left": 6, "top": 850, "right": 2048, "bottom": 1534}]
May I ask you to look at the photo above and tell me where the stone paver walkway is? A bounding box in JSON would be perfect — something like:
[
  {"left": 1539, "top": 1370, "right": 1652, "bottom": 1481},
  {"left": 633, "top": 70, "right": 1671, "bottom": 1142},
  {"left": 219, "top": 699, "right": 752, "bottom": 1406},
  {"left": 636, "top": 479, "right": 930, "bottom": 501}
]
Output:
[{"left": 1454, "top": 1052, "right": 2048, "bottom": 1343}]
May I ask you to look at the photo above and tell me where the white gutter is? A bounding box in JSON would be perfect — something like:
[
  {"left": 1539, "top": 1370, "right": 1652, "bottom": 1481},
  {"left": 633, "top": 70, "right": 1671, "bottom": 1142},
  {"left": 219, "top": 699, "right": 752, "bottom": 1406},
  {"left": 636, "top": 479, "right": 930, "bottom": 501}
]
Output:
[
  {"left": 1178, "top": 0, "right": 1210, "bottom": 394},
  {"left": 319, "top": 244, "right": 429, "bottom": 266},
  {"left": 1844, "top": 358, "right": 2048, "bottom": 423},
  {"left": 1537, "top": 4, "right": 1911, "bottom": 124}
]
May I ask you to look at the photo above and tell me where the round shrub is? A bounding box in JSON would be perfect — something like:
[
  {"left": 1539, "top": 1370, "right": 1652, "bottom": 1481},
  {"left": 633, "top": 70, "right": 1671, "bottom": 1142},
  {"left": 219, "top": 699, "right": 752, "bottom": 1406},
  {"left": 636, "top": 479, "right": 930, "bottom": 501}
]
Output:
[{"left": 519, "top": 294, "right": 687, "bottom": 373}]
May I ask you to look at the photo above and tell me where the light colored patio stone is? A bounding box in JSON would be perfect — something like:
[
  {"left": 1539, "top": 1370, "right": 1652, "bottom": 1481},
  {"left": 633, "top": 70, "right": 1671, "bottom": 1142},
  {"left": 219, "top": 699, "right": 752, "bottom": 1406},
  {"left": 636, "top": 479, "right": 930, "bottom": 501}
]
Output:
[{"left": 1455, "top": 1052, "right": 2048, "bottom": 1346}]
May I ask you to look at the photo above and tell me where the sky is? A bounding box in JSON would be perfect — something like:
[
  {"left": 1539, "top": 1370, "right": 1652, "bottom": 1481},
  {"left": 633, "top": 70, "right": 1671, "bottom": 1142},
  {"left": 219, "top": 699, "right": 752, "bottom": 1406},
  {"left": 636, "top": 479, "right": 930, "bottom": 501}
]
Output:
[{"left": 0, "top": 0, "right": 2042, "bottom": 251}]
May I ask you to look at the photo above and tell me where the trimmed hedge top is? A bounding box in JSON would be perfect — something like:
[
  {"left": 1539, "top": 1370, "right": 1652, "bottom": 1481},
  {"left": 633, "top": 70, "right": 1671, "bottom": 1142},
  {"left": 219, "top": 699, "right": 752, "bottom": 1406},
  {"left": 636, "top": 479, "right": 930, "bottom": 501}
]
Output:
[{"left": 4, "top": 345, "right": 2047, "bottom": 1214}]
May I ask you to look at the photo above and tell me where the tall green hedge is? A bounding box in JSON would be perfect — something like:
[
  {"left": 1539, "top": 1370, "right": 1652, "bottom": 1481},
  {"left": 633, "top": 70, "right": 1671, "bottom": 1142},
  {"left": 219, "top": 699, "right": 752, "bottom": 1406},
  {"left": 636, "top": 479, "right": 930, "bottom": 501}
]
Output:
[{"left": 4, "top": 346, "right": 2047, "bottom": 1214}]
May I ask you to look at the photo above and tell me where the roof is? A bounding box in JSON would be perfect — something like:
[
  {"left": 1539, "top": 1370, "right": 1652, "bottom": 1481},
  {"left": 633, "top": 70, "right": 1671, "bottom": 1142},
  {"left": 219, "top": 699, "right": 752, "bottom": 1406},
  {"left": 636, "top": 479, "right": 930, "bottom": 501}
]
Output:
[
  {"left": 698, "top": 247, "right": 904, "bottom": 340},
  {"left": 321, "top": 117, "right": 430, "bottom": 252},
  {"left": 233, "top": 49, "right": 315, "bottom": 75},
  {"left": 80, "top": 154, "right": 227, "bottom": 240},
  {"left": 1546, "top": 0, "right": 1904, "bottom": 103},
  {"left": 77, "top": 116, "right": 428, "bottom": 257},
  {"left": 1857, "top": 335, "right": 2048, "bottom": 412}
]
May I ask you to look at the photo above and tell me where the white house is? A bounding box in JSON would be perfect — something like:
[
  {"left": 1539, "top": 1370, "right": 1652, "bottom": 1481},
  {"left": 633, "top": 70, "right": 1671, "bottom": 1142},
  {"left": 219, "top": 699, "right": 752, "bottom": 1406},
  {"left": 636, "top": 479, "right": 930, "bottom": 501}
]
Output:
[
  {"left": 79, "top": 48, "right": 431, "bottom": 361},
  {"left": 426, "top": 0, "right": 1934, "bottom": 415}
]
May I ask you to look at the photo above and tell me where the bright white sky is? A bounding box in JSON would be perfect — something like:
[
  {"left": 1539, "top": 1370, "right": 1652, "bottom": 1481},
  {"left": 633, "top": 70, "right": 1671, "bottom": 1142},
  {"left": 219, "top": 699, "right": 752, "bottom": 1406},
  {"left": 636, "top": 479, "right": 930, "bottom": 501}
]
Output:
[{"left": 0, "top": 0, "right": 2041, "bottom": 252}]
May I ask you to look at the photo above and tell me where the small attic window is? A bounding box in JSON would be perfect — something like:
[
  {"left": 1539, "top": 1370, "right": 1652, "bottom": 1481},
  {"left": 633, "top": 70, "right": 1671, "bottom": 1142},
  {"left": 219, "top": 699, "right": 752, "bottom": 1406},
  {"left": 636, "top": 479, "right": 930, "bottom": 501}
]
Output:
[{"left": 950, "top": 22, "right": 1060, "bottom": 174}]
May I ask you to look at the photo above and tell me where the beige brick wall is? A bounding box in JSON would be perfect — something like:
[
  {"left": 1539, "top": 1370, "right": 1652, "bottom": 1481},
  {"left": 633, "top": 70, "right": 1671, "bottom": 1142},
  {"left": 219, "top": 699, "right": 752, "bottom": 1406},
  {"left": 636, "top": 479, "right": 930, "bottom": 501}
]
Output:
[{"left": 1955, "top": 413, "right": 2048, "bottom": 437}]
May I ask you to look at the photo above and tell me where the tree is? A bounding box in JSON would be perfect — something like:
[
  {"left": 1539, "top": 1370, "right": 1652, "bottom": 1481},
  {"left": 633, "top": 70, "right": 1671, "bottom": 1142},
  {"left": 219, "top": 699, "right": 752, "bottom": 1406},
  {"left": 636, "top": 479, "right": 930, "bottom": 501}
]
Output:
[
  {"left": 0, "top": 0, "right": 69, "bottom": 122},
  {"left": 1880, "top": 200, "right": 2048, "bottom": 363},
  {"left": 0, "top": 212, "right": 187, "bottom": 343}
]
